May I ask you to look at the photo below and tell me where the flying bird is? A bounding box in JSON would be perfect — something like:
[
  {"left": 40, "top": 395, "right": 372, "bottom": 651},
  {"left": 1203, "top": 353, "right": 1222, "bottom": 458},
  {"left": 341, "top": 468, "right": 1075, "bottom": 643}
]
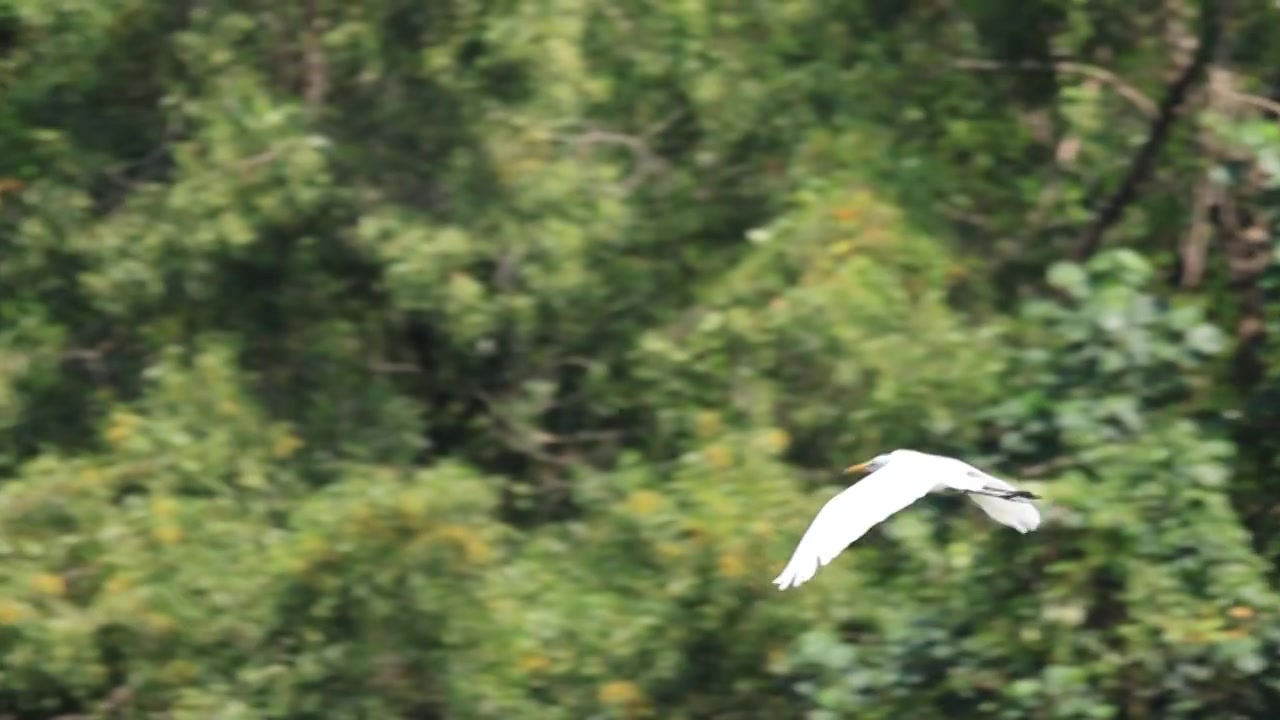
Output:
[{"left": 772, "top": 449, "right": 1041, "bottom": 590}]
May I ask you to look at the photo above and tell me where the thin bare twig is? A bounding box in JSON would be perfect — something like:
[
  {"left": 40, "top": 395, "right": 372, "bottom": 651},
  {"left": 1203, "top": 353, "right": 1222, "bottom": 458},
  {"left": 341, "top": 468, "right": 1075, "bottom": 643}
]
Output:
[
  {"left": 558, "top": 130, "right": 665, "bottom": 191},
  {"left": 301, "top": 0, "right": 329, "bottom": 108},
  {"left": 473, "top": 390, "right": 575, "bottom": 468},
  {"left": 551, "top": 112, "right": 682, "bottom": 192},
  {"left": 1217, "top": 89, "right": 1280, "bottom": 117},
  {"left": 1177, "top": 178, "right": 1216, "bottom": 288},
  {"left": 953, "top": 58, "right": 1158, "bottom": 117},
  {"left": 367, "top": 360, "right": 422, "bottom": 375}
]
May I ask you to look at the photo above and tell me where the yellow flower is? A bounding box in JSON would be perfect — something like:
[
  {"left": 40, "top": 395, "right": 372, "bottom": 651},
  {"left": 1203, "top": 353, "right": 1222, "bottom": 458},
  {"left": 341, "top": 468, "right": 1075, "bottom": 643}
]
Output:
[
  {"left": 272, "top": 431, "right": 304, "bottom": 459},
  {"left": 518, "top": 654, "right": 552, "bottom": 674},
  {"left": 832, "top": 206, "right": 859, "bottom": 222},
  {"left": 104, "top": 411, "right": 141, "bottom": 446},
  {"left": 1227, "top": 605, "right": 1255, "bottom": 620},
  {"left": 433, "top": 524, "right": 492, "bottom": 564},
  {"left": 0, "top": 600, "right": 29, "bottom": 625},
  {"left": 152, "top": 524, "right": 183, "bottom": 545},
  {"left": 694, "top": 411, "right": 721, "bottom": 439},
  {"left": 150, "top": 495, "right": 179, "bottom": 518},
  {"left": 763, "top": 428, "right": 790, "bottom": 454},
  {"left": 717, "top": 552, "right": 746, "bottom": 579},
  {"left": 396, "top": 490, "right": 429, "bottom": 526},
  {"left": 655, "top": 542, "right": 685, "bottom": 561},
  {"left": 103, "top": 575, "right": 132, "bottom": 595},
  {"left": 703, "top": 444, "right": 733, "bottom": 471},
  {"left": 31, "top": 572, "right": 66, "bottom": 597},
  {"left": 597, "top": 679, "right": 644, "bottom": 707},
  {"left": 624, "top": 490, "right": 663, "bottom": 517}
]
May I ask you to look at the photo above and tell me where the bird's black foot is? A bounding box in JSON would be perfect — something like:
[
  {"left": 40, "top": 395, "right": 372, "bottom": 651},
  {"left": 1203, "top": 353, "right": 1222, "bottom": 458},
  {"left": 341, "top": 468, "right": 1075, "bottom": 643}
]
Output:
[
  {"left": 967, "top": 488, "right": 1041, "bottom": 502},
  {"left": 1003, "top": 490, "right": 1041, "bottom": 501}
]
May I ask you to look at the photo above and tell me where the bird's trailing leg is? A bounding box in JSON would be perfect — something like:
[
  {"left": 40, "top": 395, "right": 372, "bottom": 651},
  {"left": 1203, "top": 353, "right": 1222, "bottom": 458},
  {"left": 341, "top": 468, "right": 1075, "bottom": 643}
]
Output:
[{"left": 965, "top": 488, "right": 1041, "bottom": 502}]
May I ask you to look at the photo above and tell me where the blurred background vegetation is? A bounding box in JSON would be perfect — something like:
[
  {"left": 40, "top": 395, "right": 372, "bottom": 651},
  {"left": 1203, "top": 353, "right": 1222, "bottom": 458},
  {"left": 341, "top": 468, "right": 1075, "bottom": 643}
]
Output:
[{"left": 3, "top": 0, "right": 1280, "bottom": 717}]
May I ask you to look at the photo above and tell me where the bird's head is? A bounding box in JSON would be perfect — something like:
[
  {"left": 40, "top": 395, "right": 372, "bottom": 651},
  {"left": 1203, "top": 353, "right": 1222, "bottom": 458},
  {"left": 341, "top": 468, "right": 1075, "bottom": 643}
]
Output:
[{"left": 843, "top": 452, "right": 892, "bottom": 475}]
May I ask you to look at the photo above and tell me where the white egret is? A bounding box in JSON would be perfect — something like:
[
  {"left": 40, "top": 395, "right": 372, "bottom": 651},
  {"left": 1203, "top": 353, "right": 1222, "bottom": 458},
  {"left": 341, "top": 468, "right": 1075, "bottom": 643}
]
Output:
[{"left": 772, "top": 449, "right": 1041, "bottom": 590}]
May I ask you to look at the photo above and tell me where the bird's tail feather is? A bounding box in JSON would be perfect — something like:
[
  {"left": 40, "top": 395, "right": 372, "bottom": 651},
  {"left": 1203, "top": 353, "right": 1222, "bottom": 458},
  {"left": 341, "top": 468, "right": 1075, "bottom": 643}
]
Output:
[{"left": 968, "top": 493, "right": 1041, "bottom": 533}]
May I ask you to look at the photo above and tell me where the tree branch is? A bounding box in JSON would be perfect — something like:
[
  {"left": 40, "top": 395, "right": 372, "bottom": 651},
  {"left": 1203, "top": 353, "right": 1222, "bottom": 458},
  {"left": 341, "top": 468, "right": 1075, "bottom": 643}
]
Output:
[
  {"left": 551, "top": 112, "right": 680, "bottom": 192},
  {"left": 953, "top": 58, "right": 1158, "bottom": 117},
  {"left": 300, "top": 0, "right": 329, "bottom": 108},
  {"left": 1218, "top": 89, "right": 1280, "bottom": 117},
  {"left": 1070, "top": 2, "right": 1221, "bottom": 261}
]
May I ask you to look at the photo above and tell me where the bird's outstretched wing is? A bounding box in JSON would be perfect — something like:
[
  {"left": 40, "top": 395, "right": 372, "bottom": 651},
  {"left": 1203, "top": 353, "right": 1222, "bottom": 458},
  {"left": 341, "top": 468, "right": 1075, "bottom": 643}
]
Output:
[
  {"left": 772, "top": 463, "right": 936, "bottom": 590},
  {"left": 963, "top": 474, "right": 1041, "bottom": 533}
]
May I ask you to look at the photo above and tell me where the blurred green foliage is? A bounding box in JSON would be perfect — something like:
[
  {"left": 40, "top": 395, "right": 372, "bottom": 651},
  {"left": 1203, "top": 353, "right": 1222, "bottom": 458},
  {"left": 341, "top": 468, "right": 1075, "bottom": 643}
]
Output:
[{"left": 4, "top": 0, "right": 1280, "bottom": 717}]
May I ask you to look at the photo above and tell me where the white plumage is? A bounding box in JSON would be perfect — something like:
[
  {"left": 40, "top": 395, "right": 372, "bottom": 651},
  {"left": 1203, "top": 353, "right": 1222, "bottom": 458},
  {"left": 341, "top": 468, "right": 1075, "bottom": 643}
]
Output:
[{"left": 772, "top": 449, "right": 1041, "bottom": 590}]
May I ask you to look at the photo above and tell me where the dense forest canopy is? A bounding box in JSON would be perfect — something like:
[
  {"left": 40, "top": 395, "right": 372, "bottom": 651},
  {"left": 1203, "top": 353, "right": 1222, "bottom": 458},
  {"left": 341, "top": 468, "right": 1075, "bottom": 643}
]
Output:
[{"left": 3, "top": 0, "right": 1280, "bottom": 717}]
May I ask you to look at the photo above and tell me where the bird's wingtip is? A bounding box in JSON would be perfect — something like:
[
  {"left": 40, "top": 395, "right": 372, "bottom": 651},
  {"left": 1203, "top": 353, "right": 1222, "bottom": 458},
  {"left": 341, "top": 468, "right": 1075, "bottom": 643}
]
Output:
[
  {"left": 773, "top": 567, "right": 818, "bottom": 590},
  {"left": 772, "top": 568, "right": 803, "bottom": 590}
]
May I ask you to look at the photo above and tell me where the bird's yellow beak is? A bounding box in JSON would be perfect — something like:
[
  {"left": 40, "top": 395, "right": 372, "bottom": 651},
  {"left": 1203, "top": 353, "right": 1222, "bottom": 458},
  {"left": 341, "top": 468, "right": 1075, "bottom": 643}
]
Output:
[{"left": 843, "top": 462, "right": 870, "bottom": 475}]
